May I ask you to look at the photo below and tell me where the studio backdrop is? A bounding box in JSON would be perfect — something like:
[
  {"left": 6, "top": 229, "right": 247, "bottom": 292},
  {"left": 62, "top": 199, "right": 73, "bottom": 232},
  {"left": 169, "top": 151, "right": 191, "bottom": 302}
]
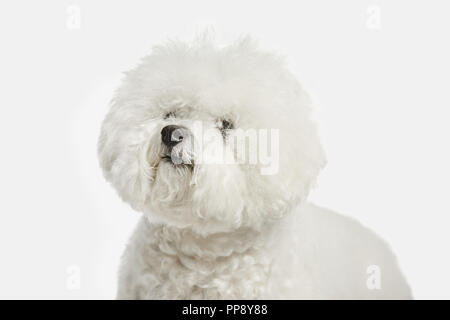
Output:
[{"left": 0, "top": 0, "right": 449, "bottom": 299}]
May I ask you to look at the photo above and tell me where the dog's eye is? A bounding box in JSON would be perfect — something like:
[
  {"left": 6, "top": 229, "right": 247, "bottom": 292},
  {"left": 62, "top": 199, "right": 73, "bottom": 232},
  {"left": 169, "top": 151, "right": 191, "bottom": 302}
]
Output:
[
  {"left": 218, "top": 119, "right": 234, "bottom": 138},
  {"left": 221, "top": 119, "right": 234, "bottom": 130},
  {"left": 164, "top": 111, "right": 176, "bottom": 119}
]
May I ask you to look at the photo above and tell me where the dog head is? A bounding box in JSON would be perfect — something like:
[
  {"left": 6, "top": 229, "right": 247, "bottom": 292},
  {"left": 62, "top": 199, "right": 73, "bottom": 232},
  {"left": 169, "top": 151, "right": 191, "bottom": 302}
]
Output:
[{"left": 98, "top": 37, "right": 326, "bottom": 234}]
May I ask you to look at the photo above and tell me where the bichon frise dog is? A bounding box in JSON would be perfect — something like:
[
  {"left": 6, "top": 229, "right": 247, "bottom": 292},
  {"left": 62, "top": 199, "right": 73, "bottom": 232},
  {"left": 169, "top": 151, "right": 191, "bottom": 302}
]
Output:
[{"left": 98, "top": 36, "right": 411, "bottom": 299}]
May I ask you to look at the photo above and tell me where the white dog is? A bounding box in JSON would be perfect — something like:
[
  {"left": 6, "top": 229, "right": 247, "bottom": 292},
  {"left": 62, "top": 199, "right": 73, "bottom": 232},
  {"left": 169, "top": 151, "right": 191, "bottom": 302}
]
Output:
[{"left": 98, "top": 36, "right": 411, "bottom": 299}]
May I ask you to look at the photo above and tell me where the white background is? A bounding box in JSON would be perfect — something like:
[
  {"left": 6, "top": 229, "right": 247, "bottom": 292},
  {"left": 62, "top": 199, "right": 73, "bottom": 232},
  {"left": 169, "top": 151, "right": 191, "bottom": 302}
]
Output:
[{"left": 0, "top": 0, "right": 449, "bottom": 299}]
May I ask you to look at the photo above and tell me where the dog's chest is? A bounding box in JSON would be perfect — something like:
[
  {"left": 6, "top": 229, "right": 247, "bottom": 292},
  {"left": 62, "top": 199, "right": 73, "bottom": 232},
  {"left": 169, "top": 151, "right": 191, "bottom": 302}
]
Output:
[
  {"left": 136, "top": 247, "right": 271, "bottom": 299},
  {"left": 121, "top": 223, "right": 274, "bottom": 299}
]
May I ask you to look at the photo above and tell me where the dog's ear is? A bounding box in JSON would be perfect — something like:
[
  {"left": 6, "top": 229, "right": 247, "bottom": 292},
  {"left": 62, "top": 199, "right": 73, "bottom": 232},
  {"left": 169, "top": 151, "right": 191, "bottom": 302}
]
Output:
[
  {"left": 97, "top": 101, "right": 155, "bottom": 211},
  {"left": 249, "top": 103, "right": 327, "bottom": 220}
]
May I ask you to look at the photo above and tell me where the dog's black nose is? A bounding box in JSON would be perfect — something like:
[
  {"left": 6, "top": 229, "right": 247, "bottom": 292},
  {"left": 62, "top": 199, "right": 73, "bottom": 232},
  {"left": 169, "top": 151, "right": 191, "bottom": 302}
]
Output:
[{"left": 161, "top": 125, "right": 186, "bottom": 147}]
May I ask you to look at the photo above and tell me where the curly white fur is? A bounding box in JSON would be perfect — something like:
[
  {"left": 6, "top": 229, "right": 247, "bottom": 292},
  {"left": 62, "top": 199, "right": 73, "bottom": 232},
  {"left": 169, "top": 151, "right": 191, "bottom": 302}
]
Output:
[{"left": 98, "top": 36, "right": 411, "bottom": 299}]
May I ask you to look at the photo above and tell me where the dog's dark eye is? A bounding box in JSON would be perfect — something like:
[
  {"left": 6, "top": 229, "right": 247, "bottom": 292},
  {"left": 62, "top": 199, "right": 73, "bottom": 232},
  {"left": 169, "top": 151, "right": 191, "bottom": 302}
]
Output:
[
  {"left": 221, "top": 119, "right": 234, "bottom": 130},
  {"left": 164, "top": 111, "right": 176, "bottom": 119},
  {"left": 218, "top": 119, "right": 234, "bottom": 138}
]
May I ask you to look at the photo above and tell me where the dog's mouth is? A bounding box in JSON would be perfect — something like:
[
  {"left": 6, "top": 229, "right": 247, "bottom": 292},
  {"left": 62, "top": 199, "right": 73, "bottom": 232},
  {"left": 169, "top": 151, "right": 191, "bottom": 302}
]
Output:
[{"left": 161, "top": 154, "right": 194, "bottom": 169}]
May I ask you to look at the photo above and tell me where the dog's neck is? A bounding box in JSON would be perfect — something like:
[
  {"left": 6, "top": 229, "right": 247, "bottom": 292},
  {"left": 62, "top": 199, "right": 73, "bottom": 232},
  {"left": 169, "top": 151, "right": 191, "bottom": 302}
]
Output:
[
  {"left": 143, "top": 217, "right": 274, "bottom": 260},
  {"left": 134, "top": 217, "right": 277, "bottom": 298}
]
